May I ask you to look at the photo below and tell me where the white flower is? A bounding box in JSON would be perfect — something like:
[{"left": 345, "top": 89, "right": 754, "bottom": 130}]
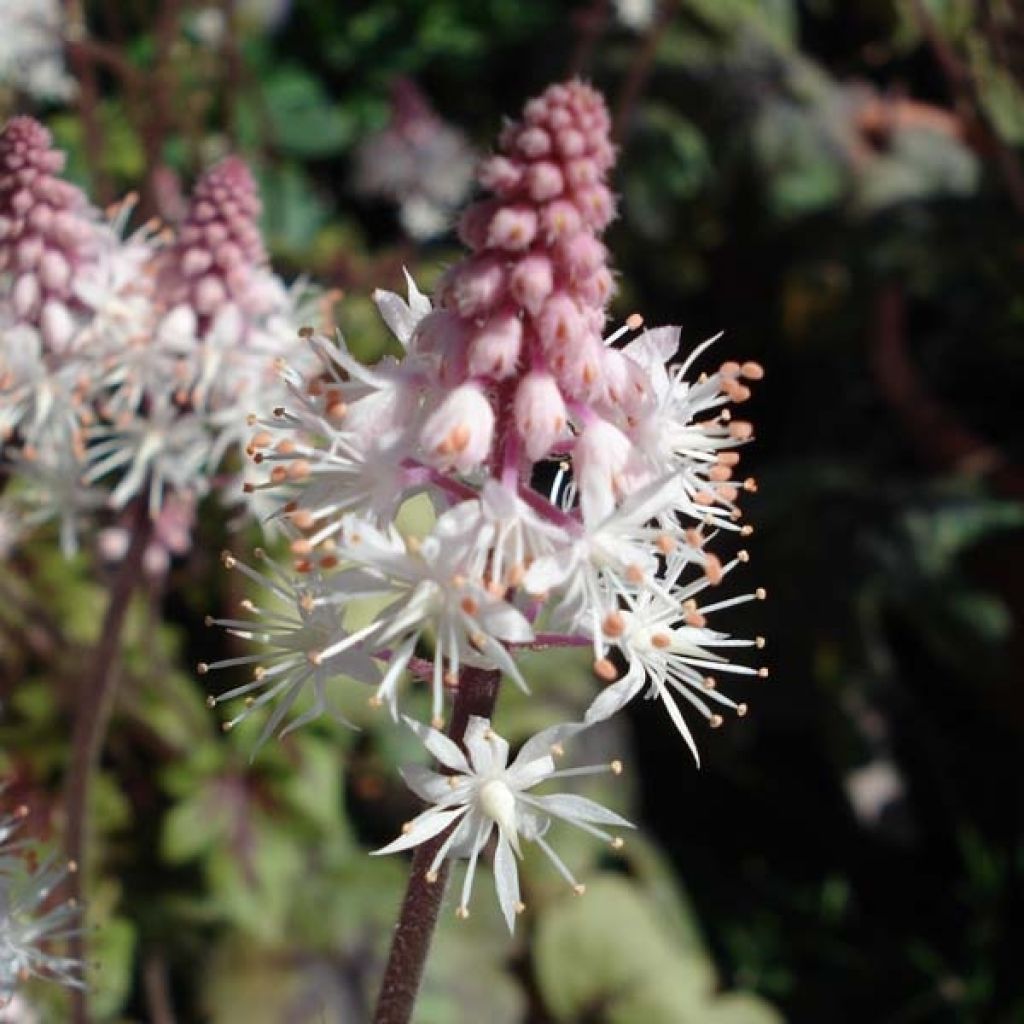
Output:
[
  {"left": 621, "top": 327, "right": 761, "bottom": 530},
  {"left": 0, "top": 803, "right": 81, "bottom": 1004},
  {"left": 0, "top": 0, "right": 74, "bottom": 101},
  {"left": 373, "top": 716, "right": 632, "bottom": 931},
  {"left": 585, "top": 551, "right": 767, "bottom": 764},
  {"left": 326, "top": 511, "right": 534, "bottom": 725},
  {"left": 200, "top": 549, "right": 380, "bottom": 749}
]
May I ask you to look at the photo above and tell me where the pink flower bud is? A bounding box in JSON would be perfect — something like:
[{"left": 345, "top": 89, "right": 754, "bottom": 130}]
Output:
[
  {"left": 514, "top": 371, "right": 567, "bottom": 460},
  {"left": 536, "top": 293, "right": 585, "bottom": 353},
  {"left": 467, "top": 310, "right": 523, "bottom": 380},
  {"left": 509, "top": 254, "right": 554, "bottom": 315},
  {"left": 517, "top": 127, "right": 552, "bottom": 159},
  {"left": 420, "top": 384, "right": 495, "bottom": 473},
  {"left": 575, "top": 185, "right": 615, "bottom": 230},
  {"left": 449, "top": 256, "right": 505, "bottom": 318},
  {"left": 526, "top": 162, "right": 564, "bottom": 201},
  {"left": 486, "top": 205, "right": 538, "bottom": 251},
  {"left": 540, "top": 200, "right": 582, "bottom": 243},
  {"left": 457, "top": 200, "right": 499, "bottom": 250},
  {"left": 478, "top": 155, "right": 522, "bottom": 194}
]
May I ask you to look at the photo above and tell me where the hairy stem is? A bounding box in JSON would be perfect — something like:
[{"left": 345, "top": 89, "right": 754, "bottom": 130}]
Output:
[
  {"left": 66, "top": 501, "right": 152, "bottom": 1024},
  {"left": 372, "top": 666, "right": 502, "bottom": 1024}
]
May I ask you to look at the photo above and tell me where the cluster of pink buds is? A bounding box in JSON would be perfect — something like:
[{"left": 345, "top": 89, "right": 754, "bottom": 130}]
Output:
[
  {"left": 0, "top": 116, "right": 321, "bottom": 554},
  {"left": 206, "top": 80, "right": 767, "bottom": 928}
]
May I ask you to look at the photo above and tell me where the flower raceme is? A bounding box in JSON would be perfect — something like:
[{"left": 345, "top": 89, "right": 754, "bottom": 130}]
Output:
[
  {"left": 0, "top": 115, "right": 321, "bottom": 552},
  {"left": 207, "top": 79, "right": 766, "bottom": 758},
  {"left": 202, "top": 79, "right": 766, "bottom": 925}
]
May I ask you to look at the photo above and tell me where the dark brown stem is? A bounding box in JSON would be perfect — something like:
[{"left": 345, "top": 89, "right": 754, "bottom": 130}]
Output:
[
  {"left": 66, "top": 500, "right": 153, "bottom": 1024},
  {"left": 372, "top": 666, "right": 502, "bottom": 1024}
]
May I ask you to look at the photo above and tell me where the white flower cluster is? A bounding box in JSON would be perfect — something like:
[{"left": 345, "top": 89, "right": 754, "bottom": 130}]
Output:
[
  {"left": 0, "top": 803, "right": 81, "bottom": 1006},
  {"left": 201, "top": 80, "right": 765, "bottom": 930},
  {"left": 205, "top": 275, "right": 765, "bottom": 927},
  {"left": 0, "top": 119, "right": 320, "bottom": 556}
]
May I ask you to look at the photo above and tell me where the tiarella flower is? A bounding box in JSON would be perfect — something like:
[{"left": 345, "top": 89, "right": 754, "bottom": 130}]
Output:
[
  {"left": 97, "top": 491, "right": 196, "bottom": 579},
  {"left": 207, "top": 79, "right": 765, "bottom": 768},
  {"left": 373, "top": 716, "right": 632, "bottom": 931},
  {"left": 0, "top": 0, "right": 74, "bottom": 101},
  {"left": 0, "top": 802, "right": 81, "bottom": 1005},
  {"left": 329, "top": 512, "right": 535, "bottom": 726},
  {"left": 354, "top": 79, "right": 477, "bottom": 240},
  {"left": 200, "top": 550, "right": 380, "bottom": 748},
  {"left": 584, "top": 551, "right": 768, "bottom": 765}
]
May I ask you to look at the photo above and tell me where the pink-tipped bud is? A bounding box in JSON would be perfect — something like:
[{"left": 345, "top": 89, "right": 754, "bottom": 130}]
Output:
[
  {"left": 514, "top": 371, "right": 567, "bottom": 460},
  {"left": 448, "top": 256, "right": 505, "bottom": 318},
  {"left": 478, "top": 155, "right": 522, "bottom": 195},
  {"left": 525, "top": 162, "right": 565, "bottom": 202},
  {"left": 420, "top": 384, "right": 495, "bottom": 473},
  {"left": 467, "top": 310, "right": 523, "bottom": 380},
  {"left": 486, "top": 205, "right": 538, "bottom": 251},
  {"left": 509, "top": 254, "right": 554, "bottom": 315},
  {"left": 540, "top": 199, "right": 582, "bottom": 243},
  {"left": 537, "top": 293, "right": 585, "bottom": 353}
]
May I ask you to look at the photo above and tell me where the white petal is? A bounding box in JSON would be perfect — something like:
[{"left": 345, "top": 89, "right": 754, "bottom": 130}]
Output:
[
  {"left": 373, "top": 288, "right": 418, "bottom": 347},
  {"left": 584, "top": 665, "right": 644, "bottom": 724},
  {"left": 523, "top": 545, "right": 578, "bottom": 593},
  {"left": 505, "top": 754, "right": 555, "bottom": 792},
  {"left": 463, "top": 716, "right": 495, "bottom": 775},
  {"left": 493, "top": 834, "right": 521, "bottom": 934},
  {"left": 529, "top": 793, "right": 635, "bottom": 829},
  {"left": 403, "top": 267, "right": 432, "bottom": 319},
  {"left": 403, "top": 715, "right": 471, "bottom": 774},
  {"left": 511, "top": 723, "right": 585, "bottom": 770},
  {"left": 371, "top": 805, "right": 468, "bottom": 856},
  {"left": 399, "top": 764, "right": 465, "bottom": 805}
]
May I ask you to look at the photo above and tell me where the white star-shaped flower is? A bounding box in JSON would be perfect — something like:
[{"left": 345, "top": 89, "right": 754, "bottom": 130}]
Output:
[{"left": 373, "top": 716, "right": 633, "bottom": 932}]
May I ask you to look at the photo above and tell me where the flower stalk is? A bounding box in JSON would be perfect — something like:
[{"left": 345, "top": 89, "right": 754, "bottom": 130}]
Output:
[
  {"left": 65, "top": 497, "right": 153, "bottom": 1024},
  {"left": 372, "top": 665, "right": 501, "bottom": 1024}
]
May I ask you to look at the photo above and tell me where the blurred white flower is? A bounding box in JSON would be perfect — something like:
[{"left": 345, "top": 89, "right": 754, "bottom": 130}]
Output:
[
  {"left": 0, "top": 802, "right": 81, "bottom": 1005},
  {"left": 0, "top": 0, "right": 74, "bottom": 101}
]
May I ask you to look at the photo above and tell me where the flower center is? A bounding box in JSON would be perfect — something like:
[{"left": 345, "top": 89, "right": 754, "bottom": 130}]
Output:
[{"left": 478, "top": 779, "right": 517, "bottom": 833}]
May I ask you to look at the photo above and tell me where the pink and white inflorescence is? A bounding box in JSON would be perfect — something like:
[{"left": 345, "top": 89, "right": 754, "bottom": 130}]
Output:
[
  {"left": 205, "top": 80, "right": 768, "bottom": 928},
  {"left": 0, "top": 116, "right": 321, "bottom": 552}
]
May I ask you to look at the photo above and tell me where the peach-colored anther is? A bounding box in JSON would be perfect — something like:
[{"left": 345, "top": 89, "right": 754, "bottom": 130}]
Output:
[
  {"left": 719, "top": 360, "right": 741, "bottom": 377},
  {"left": 625, "top": 564, "right": 644, "bottom": 584},
  {"left": 704, "top": 553, "right": 723, "bottom": 585},
  {"left": 683, "top": 609, "right": 707, "bottom": 628},
  {"left": 728, "top": 420, "right": 753, "bottom": 440},
  {"left": 626, "top": 312, "right": 644, "bottom": 330},
  {"left": 717, "top": 484, "right": 739, "bottom": 503},
  {"left": 709, "top": 465, "right": 733, "bottom": 482},
  {"left": 741, "top": 361, "right": 764, "bottom": 380},
  {"left": 693, "top": 491, "right": 716, "bottom": 506},
  {"left": 593, "top": 657, "right": 618, "bottom": 681},
  {"left": 290, "top": 508, "right": 315, "bottom": 530},
  {"left": 651, "top": 632, "right": 671, "bottom": 649},
  {"left": 743, "top": 477, "right": 758, "bottom": 492},
  {"left": 736, "top": 703, "right": 749, "bottom": 717},
  {"left": 758, "top": 667, "right": 770, "bottom": 678},
  {"left": 276, "top": 439, "right": 297, "bottom": 455},
  {"left": 656, "top": 533, "right": 676, "bottom": 554},
  {"left": 290, "top": 538, "right": 313, "bottom": 556},
  {"left": 287, "top": 459, "right": 311, "bottom": 480},
  {"left": 250, "top": 431, "right": 272, "bottom": 449},
  {"left": 460, "top": 596, "right": 479, "bottom": 616},
  {"left": 685, "top": 528, "right": 704, "bottom": 548},
  {"left": 709, "top": 714, "right": 724, "bottom": 728},
  {"left": 270, "top": 466, "right": 288, "bottom": 484},
  {"left": 602, "top": 611, "right": 625, "bottom": 637}
]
